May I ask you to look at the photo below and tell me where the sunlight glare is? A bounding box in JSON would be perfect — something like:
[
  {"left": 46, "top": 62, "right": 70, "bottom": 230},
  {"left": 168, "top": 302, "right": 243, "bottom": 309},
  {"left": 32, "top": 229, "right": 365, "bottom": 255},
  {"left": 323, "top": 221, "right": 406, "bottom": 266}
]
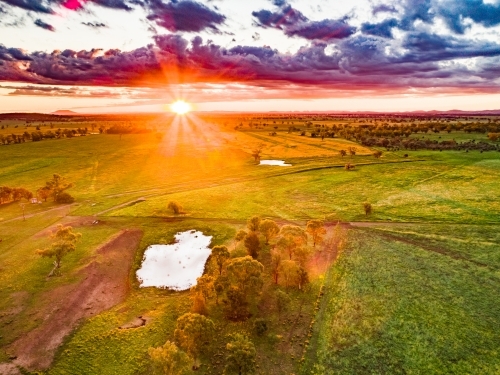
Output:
[{"left": 171, "top": 100, "right": 191, "bottom": 115}]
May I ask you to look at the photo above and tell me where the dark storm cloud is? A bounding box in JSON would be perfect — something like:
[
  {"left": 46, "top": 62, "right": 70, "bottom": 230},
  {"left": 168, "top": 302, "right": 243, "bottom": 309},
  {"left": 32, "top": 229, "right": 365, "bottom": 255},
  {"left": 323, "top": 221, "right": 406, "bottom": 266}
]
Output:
[
  {"left": 361, "top": 18, "right": 398, "bottom": 38},
  {"left": 438, "top": 0, "right": 500, "bottom": 34},
  {"left": 34, "top": 18, "right": 54, "bottom": 31},
  {"left": 252, "top": 4, "right": 355, "bottom": 41},
  {"left": 146, "top": 0, "right": 226, "bottom": 32},
  {"left": 1, "top": 32, "right": 500, "bottom": 93},
  {"left": 0, "top": 0, "right": 52, "bottom": 13}
]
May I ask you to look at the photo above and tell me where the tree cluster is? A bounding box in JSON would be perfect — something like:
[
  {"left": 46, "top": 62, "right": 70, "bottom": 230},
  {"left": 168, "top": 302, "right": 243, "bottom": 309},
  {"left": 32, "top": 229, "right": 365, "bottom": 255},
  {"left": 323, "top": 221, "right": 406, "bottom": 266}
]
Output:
[{"left": 0, "top": 186, "right": 33, "bottom": 205}]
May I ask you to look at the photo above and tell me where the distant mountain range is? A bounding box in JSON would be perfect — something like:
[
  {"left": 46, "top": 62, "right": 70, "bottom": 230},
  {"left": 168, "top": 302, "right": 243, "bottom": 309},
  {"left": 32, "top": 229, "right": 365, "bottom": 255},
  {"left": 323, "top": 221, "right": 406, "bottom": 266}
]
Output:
[{"left": 52, "top": 110, "right": 78, "bottom": 115}]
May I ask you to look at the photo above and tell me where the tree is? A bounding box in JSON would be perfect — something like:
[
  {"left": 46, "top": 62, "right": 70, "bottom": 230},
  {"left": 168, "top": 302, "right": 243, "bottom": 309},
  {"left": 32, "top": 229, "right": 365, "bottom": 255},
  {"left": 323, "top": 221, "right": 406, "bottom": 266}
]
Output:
[
  {"left": 345, "top": 163, "right": 355, "bottom": 171},
  {"left": 225, "top": 256, "right": 264, "bottom": 297},
  {"left": 373, "top": 150, "right": 383, "bottom": 158},
  {"left": 210, "top": 246, "right": 230, "bottom": 276},
  {"left": 235, "top": 230, "right": 247, "bottom": 242},
  {"left": 222, "top": 257, "right": 264, "bottom": 319},
  {"left": 224, "top": 286, "right": 249, "bottom": 321},
  {"left": 306, "top": 219, "right": 326, "bottom": 248},
  {"left": 279, "top": 260, "right": 299, "bottom": 288},
  {"left": 0, "top": 186, "right": 12, "bottom": 204},
  {"left": 148, "top": 341, "right": 193, "bottom": 375},
  {"left": 174, "top": 313, "right": 215, "bottom": 369},
  {"left": 275, "top": 290, "right": 291, "bottom": 321},
  {"left": 37, "top": 186, "right": 51, "bottom": 202},
  {"left": 270, "top": 250, "right": 282, "bottom": 284},
  {"left": 224, "top": 334, "right": 256, "bottom": 375},
  {"left": 251, "top": 145, "right": 263, "bottom": 163},
  {"left": 296, "top": 267, "right": 309, "bottom": 291},
  {"left": 244, "top": 232, "right": 261, "bottom": 259},
  {"left": 363, "top": 202, "right": 372, "bottom": 216},
  {"left": 190, "top": 275, "right": 214, "bottom": 315},
  {"left": 259, "top": 219, "right": 279, "bottom": 245},
  {"left": 36, "top": 225, "right": 81, "bottom": 277},
  {"left": 247, "top": 216, "right": 261, "bottom": 232},
  {"left": 12, "top": 188, "right": 33, "bottom": 202},
  {"left": 277, "top": 225, "right": 307, "bottom": 260},
  {"left": 339, "top": 149, "right": 347, "bottom": 157},
  {"left": 168, "top": 201, "right": 183, "bottom": 215},
  {"left": 348, "top": 146, "right": 357, "bottom": 157},
  {"left": 44, "top": 174, "right": 74, "bottom": 203}
]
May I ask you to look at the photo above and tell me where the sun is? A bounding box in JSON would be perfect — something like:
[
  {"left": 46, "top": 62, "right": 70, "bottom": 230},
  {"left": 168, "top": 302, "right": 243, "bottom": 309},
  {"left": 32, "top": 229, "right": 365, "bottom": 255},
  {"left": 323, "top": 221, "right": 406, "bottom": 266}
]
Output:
[{"left": 171, "top": 100, "right": 191, "bottom": 115}]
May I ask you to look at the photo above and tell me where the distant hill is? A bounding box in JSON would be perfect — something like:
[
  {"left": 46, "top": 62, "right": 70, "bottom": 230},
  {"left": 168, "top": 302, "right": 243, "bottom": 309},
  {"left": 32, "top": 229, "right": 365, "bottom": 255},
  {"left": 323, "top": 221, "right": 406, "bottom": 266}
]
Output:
[{"left": 52, "top": 110, "right": 78, "bottom": 115}]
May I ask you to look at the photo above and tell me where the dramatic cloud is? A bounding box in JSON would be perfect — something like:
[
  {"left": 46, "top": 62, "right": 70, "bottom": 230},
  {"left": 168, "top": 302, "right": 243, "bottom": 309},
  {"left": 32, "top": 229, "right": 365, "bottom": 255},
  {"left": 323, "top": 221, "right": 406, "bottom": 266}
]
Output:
[
  {"left": 34, "top": 18, "right": 55, "bottom": 31},
  {"left": 372, "top": 4, "right": 398, "bottom": 15},
  {"left": 438, "top": 0, "right": 500, "bottom": 34},
  {"left": 252, "top": 4, "right": 356, "bottom": 41},
  {"left": 361, "top": 19, "right": 398, "bottom": 38},
  {"left": 1, "top": 32, "right": 500, "bottom": 94},
  {"left": 1, "top": 84, "right": 121, "bottom": 97},
  {"left": 0, "top": 0, "right": 52, "bottom": 13},
  {"left": 0, "top": 0, "right": 134, "bottom": 13},
  {"left": 146, "top": 0, "right": 226, "bottom": 32}
]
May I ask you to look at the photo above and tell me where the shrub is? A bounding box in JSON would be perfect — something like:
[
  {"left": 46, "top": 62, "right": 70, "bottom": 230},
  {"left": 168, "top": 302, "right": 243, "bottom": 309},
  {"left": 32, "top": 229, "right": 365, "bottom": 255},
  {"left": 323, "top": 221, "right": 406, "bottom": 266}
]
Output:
[
  {"left": 253, "top": 319, "right": 268, "bottom": 336},
  {"left": 55, "top": 192, "right": 75, "bottom": 203},
  {"left": 168, "top": 201, "right": 183, "bottom": 215}
]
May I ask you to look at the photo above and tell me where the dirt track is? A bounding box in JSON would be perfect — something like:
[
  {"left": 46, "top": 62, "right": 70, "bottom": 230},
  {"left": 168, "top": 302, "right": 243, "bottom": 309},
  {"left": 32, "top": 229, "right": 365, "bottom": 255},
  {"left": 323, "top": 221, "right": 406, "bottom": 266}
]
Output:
[{"left": 6, "top": 229, "right": 143, "bottom": 371}]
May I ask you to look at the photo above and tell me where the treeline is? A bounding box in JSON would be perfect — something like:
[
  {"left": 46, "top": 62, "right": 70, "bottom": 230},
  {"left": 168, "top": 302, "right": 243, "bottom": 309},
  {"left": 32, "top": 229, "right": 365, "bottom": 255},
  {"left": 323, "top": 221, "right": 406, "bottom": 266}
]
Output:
[
  {"left": 0, "top": 187, "right": 33, "bottom": 204},
  {"left": 0, "top": 128, "right": 89, "bottom": 145},
  {"left": 361, "top": 137, "right": 499, "bottom": 152},
  {"left": 0, "top": 174, "right": 75, "bottom": 205}
]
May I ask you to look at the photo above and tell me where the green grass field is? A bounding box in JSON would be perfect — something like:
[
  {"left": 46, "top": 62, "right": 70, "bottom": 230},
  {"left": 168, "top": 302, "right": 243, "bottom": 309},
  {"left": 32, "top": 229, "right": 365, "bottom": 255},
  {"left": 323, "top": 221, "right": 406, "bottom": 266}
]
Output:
[{"left": 0, "top": 115, "right": 499, "bottom": 374}]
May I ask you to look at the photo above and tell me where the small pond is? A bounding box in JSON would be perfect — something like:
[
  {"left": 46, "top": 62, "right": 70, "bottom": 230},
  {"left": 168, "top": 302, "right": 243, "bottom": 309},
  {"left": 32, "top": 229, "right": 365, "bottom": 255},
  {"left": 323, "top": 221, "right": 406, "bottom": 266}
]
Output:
[
  {"left": 136, "top": 230, "right": 212, "bottom": 291},
  {"left": 259, "top": 160, "right": 292, "bottom": 166}
]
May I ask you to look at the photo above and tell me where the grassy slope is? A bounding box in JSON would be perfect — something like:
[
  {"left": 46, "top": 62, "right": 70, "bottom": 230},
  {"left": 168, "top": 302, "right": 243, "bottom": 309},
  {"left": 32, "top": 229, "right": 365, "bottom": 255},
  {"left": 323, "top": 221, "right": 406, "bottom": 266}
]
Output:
[
  {"left": 303, "top": 227, "right": 500, "bottom": 375},
  {"left": 1, "top": 124, "right": 499, "bottom": 374}
]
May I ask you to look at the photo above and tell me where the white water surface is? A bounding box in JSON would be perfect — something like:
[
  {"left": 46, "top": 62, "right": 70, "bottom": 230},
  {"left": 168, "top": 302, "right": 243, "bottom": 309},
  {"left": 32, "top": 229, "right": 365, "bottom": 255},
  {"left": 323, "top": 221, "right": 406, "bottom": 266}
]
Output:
[
  {"left": 136, "top": 230, "right": 212, "bottom": 291},
  {"left": 259, "top": 160, "right": 292, "bottom": 166}
]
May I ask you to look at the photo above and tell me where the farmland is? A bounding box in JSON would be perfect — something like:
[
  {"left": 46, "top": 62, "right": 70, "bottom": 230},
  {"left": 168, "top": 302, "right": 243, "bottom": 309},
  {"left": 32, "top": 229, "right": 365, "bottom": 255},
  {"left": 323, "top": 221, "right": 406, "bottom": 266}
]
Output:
[{"left": 0, "top": 112, "right": 499, "bottom": 374}]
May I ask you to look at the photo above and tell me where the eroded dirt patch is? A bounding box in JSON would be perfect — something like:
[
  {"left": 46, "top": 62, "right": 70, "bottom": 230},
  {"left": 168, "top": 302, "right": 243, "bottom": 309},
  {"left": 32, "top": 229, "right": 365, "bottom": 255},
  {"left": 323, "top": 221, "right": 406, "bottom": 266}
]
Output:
[{"left": 6, "top": 229, "right": 143, "bottom": 371}]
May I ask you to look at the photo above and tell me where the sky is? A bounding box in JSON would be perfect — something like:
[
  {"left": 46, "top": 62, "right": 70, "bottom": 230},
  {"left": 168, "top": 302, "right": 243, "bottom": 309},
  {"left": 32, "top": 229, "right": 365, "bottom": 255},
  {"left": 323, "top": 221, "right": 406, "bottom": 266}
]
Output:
[{"left": 1, "top": 0, "right": 500, "bottom": 113}]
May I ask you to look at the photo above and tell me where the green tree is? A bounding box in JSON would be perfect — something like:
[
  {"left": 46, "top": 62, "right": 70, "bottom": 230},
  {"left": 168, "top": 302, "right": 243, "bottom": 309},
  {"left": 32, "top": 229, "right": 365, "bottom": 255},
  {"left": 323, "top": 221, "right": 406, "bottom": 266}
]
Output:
[
  {"left": 296, "top": 267, "right": 309, "bottom": 291},
  {"left": 235, "top": 230, "right": 247, "bottom": 242},
  {"left": 223, "top": 286, "right": 249, "bottom": 321},
  {"left": 259, "top": 219, "right": 279, "bottom": 245},
  {"left": 279, "top": 260, "right": 299, "bottom": 288},
  {"left": 363, "top": 202, "right": 372, "bottom": 215},
  {"left": 224, "top": 334, "right": 256, "bottom": 375},
  {"left": 270, "top": 250, "right": 282, "bottom": 284},
  {"left": 36, "top": 225, "right": 81, "bottom": 277},
  {"left": 44, "top": 174, "right": 74, "bottom": 203},
  {"left": 168, "top": 201, "right": 183, "bottom": 215},
  {"left": 247, "top": 216, "right": 261, "bottom": 232},
  {"left": 306, "top": 219, "right": 326, "bottom": 248},
  {"left": 0, "top": 186, "right": 12, "bottom": 204},
  {"left": 275, "top": 290, "right": 291, "bottom": 320},
  {"left": 225, "top": 256, "right": 264, "bottom": 297},
  {"left": 37, "top": 186, "right": 51, "bottom": 202},
  {"left": 148, "top": 341, "right": 193, "bottom": 375},
  {"left": 190, "top": 275, "right": 214, "bottom": 315},
  {"left": 210, "top": 246, "right": 230, "bottom": 276},
  {"left": 244, "top": 232, "right": 261, "bottom": 259},
  {"left": 277, "top": 225, "right": 307, "bottom": 260},
  {"left": 12, "top": 187, "right": 33, "bottom": 202},
  {"left": 174, "top": 313, "right": 215, "bottom": 369}
]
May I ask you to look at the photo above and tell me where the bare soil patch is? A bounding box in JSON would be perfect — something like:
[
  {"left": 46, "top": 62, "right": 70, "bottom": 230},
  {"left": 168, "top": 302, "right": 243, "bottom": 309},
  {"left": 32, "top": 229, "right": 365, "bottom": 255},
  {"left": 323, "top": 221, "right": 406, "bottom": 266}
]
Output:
[{"left": 6, "top": 229, "right": 143, "bottom": 371}]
